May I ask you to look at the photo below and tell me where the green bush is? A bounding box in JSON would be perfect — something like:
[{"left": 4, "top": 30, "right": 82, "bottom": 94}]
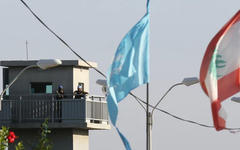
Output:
[{"left": 0, "top": 119, "right": 52, "bottom": 150}]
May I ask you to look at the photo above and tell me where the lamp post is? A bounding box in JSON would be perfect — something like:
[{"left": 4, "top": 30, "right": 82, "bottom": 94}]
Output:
[
  {"left": 0, "top": 59, "right": 62, "bottom": 110},
  {"left": 147, "top": 77, "right": 199, "bottom": 150},
  {"left": 97, "top": 77, "right": 199, "bottom": 150}
]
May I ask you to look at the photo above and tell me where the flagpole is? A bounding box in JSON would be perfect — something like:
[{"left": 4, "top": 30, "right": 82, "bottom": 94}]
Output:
[
  {"left": 146, "top": 83, "right": 152, "bottom": 150},
  {"left": 146, "top": 83, "right": 149, "bottom": 150}
]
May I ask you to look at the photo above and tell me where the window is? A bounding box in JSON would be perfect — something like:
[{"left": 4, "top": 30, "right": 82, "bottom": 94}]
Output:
[
  {"left": 31, "top": 82, "right": 53, "bottom": 94},
  {"left": 46, "top": 85, "right": 53, "bottom": 94},
  {"left": 3, "top": 68, "right": 9, "bottom": 95},
  {"left": 5, "top": 84, "right": 9, "bottom": 96}
]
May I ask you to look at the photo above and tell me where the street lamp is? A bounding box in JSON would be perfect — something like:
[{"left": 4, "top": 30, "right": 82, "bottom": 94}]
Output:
[
  {"left": 0, "top": 59, "right": 62, "bottom": 110},
  {"left": 96, "top": 79, "right": 107, "bottom": 95},
  {"left": 146, "top": 77, "right": 199, "bottom": 150},
  {"left": 97, "top": 77, "right": 199, "bottom": 150},
  {"left": 231, "top": 97, "right": 240, "bottom": 103}
]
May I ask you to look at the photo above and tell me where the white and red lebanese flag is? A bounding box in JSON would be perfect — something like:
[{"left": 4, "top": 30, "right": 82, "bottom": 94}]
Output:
[{"left": 200, "top": 10, "right": 240, "bottom": 131}]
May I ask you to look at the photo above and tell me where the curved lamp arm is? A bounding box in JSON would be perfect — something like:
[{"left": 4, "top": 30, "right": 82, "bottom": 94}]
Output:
[
  {"left": 151, "top": 83, "right": 183, "bottom": 114},
  {"left": 0, "top": 64, "right": 37, "bottom": 100},
  {"left": 151, "top": 77, "right": 199, "bottom": 114},
  {"left": 0, "top": 59, "right": 62, "bottom": 110}
]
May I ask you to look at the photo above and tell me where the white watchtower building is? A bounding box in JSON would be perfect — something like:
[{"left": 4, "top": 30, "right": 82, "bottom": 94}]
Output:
[{"left": 0, "top": 60, "right": 110, "bottom": 150}]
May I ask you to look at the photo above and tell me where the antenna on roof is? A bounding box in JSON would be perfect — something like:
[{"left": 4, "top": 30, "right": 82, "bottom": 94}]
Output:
[{"left": 26, "top": 40, "right": 29, "bottom": 60}]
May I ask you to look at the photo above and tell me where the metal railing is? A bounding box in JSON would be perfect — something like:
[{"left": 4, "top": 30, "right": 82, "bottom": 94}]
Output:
[
  {"left": 0, "top": 95, "right": 108, "bottom": 125},
  {"left": 87, "top": 96, "right": 108, "bottom": 123}
]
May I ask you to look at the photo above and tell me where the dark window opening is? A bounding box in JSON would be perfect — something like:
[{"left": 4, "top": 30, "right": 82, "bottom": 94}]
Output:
[
  {"left": 31, "top": 82, "right": 52, "bottom": 94},
  {"left": 3, "top": 68, "right": 9, "bottom": 96}
]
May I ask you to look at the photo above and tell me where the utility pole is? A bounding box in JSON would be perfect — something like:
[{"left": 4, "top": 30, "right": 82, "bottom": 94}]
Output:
[{"left": 146, "top": 83, "right": 152, "bottom": 150}]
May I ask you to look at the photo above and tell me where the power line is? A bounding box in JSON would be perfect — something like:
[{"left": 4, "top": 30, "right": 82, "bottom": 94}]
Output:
[
  {"left": 19, "top": 0, "right": 147, "bottom": 110},
  {"left": 130, "top": 93, "right": 147, "bottom": 111},
  {"left": 133, "top": 95, "right": 240, "bottom": 131},
  {"left": 19, "top": 0, "right": 106, "bottom": 78},
  {"left": 19, "top": 0, "right": 240, "bottom": 132}
]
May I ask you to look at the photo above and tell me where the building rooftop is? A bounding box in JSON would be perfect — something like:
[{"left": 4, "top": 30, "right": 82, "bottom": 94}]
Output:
[{"left": 0, "top": 60, "right": 97, "bottom": 68}]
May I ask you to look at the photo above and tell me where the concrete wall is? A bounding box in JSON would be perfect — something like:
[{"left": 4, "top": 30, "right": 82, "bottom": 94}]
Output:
[
  {"left": 8, "top": 66, "right": 74, "bottom": 96},
  {"left": 9, "top": 128, "right": 89, "bottom": 150},
  {"left": 73, "top": 129, "right": 89, "bottom": 150},
  {"left": 73, "top": 67, "right": 89, "bottom": 93}
]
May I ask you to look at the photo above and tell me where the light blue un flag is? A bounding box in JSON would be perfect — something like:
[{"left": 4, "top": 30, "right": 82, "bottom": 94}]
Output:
[
  {"left": 106, "top": 1, "right": 150, "bottom": 149},
  {"left": 107, "top": 13, "right": 149, "bottom": 126}
]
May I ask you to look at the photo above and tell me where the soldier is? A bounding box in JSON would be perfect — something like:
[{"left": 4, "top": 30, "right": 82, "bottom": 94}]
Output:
[
  {"left": 56, "top": 85, "right": 64, "bottom": 99},
  {"left": 73, "top": 85, "right": 88, "bottom": 99},
  {"left": 55, "top": 85, "right": 64, "bottom": 122}
]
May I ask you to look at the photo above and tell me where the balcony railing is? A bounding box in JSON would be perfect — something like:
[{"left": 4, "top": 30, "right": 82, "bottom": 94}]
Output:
[{"left": 0, "top": 95, "right": 109, "bottom": 126}]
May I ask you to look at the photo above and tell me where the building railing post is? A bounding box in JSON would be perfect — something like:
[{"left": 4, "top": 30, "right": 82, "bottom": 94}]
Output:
[
  {"left": 100, "top": 97, "right": 103, "bottom": 121},
  {"left": 85, "top": 97, "right": 87, "bottom": 123},
  {"left": 51, "top": 96, "right": 54, "bottom": 123},
  {"left": 19, "top": 96, "right": 22, "bottom": 123},
  {"left": 91, "top": 97, "right": 94, "bottom": 121}
]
